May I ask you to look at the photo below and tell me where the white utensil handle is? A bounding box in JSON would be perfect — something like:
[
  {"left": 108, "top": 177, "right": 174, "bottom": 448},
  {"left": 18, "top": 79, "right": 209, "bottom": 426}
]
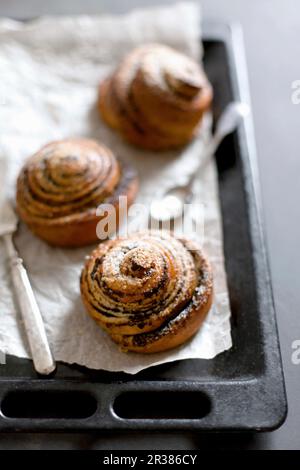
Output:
[{"left": 4, "top": 234, "right": 56, "bottom": 375}]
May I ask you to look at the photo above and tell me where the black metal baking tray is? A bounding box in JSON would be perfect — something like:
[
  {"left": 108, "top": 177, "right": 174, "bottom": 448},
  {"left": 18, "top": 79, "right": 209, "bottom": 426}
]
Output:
[{"left": 0, "top": 21, "right": 287, "bottom": 432}]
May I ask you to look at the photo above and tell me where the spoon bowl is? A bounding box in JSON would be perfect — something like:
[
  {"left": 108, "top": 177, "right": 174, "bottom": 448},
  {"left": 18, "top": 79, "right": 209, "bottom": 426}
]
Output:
[{"left": 150, "top": 102, "right": 250, "bottom": 223}]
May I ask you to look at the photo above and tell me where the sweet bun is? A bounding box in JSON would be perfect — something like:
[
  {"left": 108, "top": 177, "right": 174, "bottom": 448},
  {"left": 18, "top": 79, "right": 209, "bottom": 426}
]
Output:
[
  {"left": 80, "top": 230, "right": 213, "bottom": 353},
  {"left": 98, "top": 44, "right": 213, "bottom": 150},
  {"left": 16, "top": 138, "right": 138, "bottom": 247}
]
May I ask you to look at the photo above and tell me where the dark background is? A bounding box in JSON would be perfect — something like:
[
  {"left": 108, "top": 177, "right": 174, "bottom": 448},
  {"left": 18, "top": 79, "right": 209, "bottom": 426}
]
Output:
[{"left": 0, "top": 0, "right": 299, "bottom": 450}]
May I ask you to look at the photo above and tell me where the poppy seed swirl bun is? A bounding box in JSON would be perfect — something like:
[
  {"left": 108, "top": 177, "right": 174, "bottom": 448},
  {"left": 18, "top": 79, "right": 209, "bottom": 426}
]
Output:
[
  {"left": 16, "top": 139, "right": 138, "bottom": 247},
  {"left": 80, "top": 230, "right": 213, "bottom": 353},
  {"left": 98, "top": 44, "right": 213, "bottom": 151}
]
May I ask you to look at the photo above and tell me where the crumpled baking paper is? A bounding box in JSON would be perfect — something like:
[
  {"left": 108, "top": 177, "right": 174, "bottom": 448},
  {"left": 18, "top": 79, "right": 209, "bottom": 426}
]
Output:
[{"left": 0, "top": 2, "right": 232, "bottom": 374}]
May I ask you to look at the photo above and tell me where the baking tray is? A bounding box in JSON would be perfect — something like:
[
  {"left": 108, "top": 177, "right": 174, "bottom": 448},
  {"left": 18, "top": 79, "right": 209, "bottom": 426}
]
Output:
[{"left": 0, "top": 21, "right": 287, "bottom": 432}]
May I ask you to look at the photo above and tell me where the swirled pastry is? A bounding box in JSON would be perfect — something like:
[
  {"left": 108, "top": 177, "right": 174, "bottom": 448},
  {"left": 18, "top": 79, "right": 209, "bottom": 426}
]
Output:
[
  {"left": 98, "top": 44, "right": 213, "bottom": 150},
  {"left": 16, "top": 139, "right": 138, "bottom": 247},
  {"left": 80, "top": 230, "right": 213, "bottom": 353}
]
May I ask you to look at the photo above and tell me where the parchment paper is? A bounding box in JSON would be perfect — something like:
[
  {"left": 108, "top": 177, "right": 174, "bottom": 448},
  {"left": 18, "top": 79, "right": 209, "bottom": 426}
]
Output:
[{"left": 0, "top": 2, "right": 232, "bottom": 374}]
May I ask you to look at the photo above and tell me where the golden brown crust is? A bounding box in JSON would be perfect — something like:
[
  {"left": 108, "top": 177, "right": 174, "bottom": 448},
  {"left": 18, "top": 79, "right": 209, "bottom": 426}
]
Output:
[
  {"left": 98, "top": 44, "right": 213, "bottom": 151},
  {"left": 80, "top": 230, "right": 213, "bottom": 353},
  {"left": 98, "top": 77, "right": 121, "bottom": 131},
  {"left": 16, "top": 138, "right": 138, "bottom": 247}
]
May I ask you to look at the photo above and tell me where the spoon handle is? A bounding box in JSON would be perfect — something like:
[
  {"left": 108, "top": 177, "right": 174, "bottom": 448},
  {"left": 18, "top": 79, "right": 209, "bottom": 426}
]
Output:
[{"left": 188, "top": 140, "right": 216, "bottom": 188}]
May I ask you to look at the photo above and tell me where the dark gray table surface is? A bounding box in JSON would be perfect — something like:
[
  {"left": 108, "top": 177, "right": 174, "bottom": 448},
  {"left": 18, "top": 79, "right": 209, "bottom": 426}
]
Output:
[{"left": 0, "top": 0, "right": 299, "bottom": 450}]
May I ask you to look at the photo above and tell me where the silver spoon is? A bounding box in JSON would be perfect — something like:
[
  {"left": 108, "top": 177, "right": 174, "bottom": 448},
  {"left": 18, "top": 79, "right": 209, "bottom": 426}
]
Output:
[{"left": 150, "top": 102, "right": 250, "bottom": 223}]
